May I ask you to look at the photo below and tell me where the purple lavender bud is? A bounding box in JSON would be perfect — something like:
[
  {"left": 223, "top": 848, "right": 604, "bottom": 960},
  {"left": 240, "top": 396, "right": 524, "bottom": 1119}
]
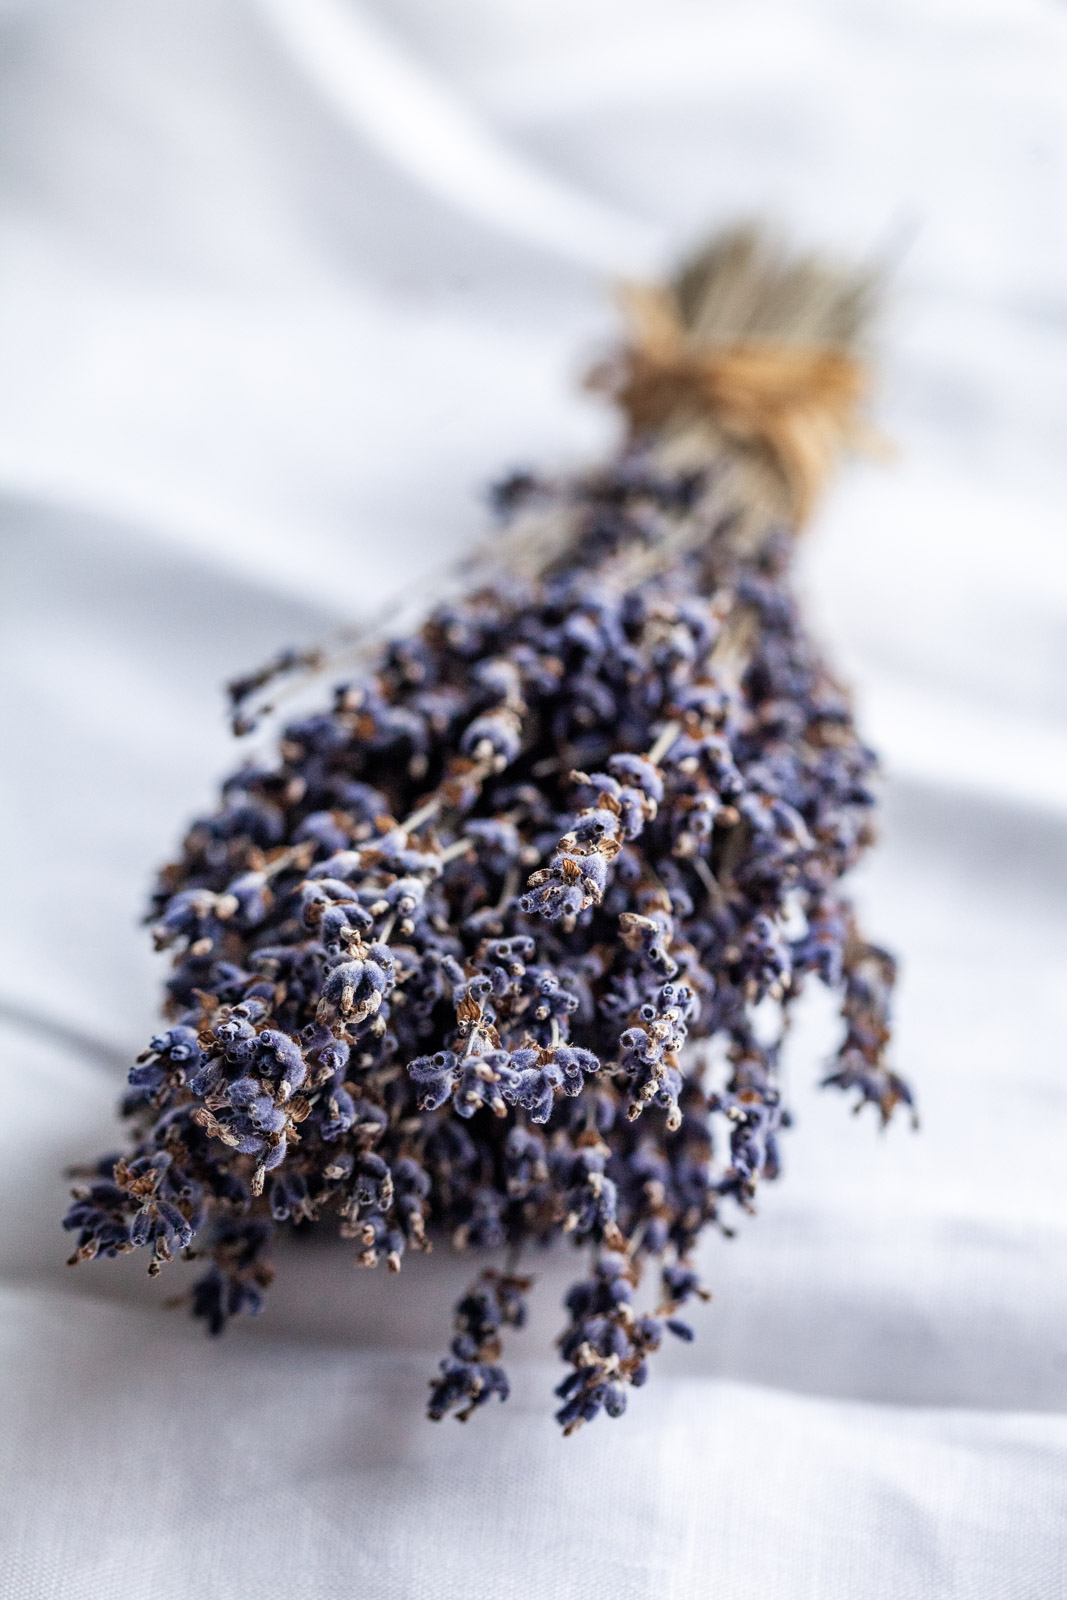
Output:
[
  {"left": 128, "top": 1060, "right": 168, "bottom": 1090},
  {"left": 606, "top": 753, "right": 664, "bottom": 804},
  {"left": 188, "top": 1056, "right": 223, "bottom": 1097},
  {"left": 551, "top": 1044, "right": 600, "bottom": 1096},
  {"left": 603, "top": 1381, "right": 628, "bottom": 1418},
  {"left": 319, "top": 1084, "right": 356, "bottom": 1141},
  {"left": 460, "top": 707, "right": 522, "bottom": 765},
  {"left": 149, "top": 1026, "right": 202, "bottom": 1065},
  {"left": 519, "top": 877, "right": 585, "bottom": 921},
  {"left": 666, "top": 1318, "right": 695, "bottom": 1342},
  {"left": 294, "top": 810, "right": 350, "bottom": 857},
  {"left": 254, "top": 1030, "right": 306, "bottom": 1092}
]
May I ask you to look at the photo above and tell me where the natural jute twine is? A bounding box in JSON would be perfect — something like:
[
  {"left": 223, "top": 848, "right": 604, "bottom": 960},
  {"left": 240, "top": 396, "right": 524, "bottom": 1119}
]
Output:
[{"left": 589, "top": 280, "right": 877, "bottom": 526}]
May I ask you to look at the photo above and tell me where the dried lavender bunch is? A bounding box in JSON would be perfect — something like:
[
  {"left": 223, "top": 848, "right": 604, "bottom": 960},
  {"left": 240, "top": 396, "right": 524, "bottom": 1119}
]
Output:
[{"left": 63, "top": 228, "right": 911, "bottom": 1432}]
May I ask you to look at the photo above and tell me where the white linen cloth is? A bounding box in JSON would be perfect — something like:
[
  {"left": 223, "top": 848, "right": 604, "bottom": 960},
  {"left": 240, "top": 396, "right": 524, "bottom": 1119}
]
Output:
[{"left": 1, "top": 1, "right": 1065, "bottom": 1594}]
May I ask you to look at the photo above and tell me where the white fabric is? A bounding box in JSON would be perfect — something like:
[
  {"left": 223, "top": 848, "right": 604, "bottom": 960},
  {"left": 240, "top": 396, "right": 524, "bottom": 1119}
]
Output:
[{"left": 2, "top": 1, "right": 1066, "bottom": 1595}]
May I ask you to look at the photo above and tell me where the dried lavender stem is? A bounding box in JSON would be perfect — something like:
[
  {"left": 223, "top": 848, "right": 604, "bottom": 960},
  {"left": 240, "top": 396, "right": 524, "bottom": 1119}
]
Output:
[
  {"left": 401, "top": 797, "right": 442, "bottom": 834},
  {"left": 63, "top": 225, "right": 908, "bottom": 1437},
  {"left": 646, "top": 721, "right": 682, "bottom": 767}
]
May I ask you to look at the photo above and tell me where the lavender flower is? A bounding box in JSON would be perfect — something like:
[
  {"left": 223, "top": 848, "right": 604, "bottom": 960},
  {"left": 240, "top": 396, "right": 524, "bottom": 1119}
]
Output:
[{"left": 62, "top": 227, "right": 910, "bottom": 1433}]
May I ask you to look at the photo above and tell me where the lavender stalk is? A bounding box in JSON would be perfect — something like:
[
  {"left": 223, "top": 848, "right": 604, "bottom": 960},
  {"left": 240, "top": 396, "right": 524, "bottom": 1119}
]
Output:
[{"left": 63, "top": 226, "right": 912, "bottom": 1432}]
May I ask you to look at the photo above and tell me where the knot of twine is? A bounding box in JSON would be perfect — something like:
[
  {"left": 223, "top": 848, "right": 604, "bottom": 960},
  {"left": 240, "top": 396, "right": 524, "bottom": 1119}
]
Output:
[{"left": 588, "top": 283, "right": 876, "bottom": 525}]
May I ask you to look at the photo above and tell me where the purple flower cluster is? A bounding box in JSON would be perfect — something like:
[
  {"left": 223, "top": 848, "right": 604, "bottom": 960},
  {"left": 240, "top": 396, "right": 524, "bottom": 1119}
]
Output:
[{"left": 63, "top": 449, "right": 911, "bottom": 1431}]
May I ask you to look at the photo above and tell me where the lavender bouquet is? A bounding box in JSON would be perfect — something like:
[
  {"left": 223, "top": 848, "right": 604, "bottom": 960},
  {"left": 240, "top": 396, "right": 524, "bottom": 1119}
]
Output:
[{"left": 64, "top": 228, "right": 911, "bottom": 1432}]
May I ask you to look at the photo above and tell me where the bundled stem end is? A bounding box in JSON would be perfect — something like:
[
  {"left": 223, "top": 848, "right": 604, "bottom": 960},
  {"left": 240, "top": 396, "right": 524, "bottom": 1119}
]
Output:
[{"left": 590, "top": 223, "right": 883, "bottom": 527}]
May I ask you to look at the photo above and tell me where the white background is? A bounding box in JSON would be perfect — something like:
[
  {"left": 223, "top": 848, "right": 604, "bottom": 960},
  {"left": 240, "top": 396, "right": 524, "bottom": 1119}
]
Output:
[{"left": 1, "top": 2, "right": 1065, "bottom": 1595}]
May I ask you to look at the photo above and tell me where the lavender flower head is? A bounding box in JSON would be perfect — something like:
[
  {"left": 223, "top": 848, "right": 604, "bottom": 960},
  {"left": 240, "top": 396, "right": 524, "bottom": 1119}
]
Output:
[{"left": 62, "top": 227, "right": 912, "bottom": 1432}]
